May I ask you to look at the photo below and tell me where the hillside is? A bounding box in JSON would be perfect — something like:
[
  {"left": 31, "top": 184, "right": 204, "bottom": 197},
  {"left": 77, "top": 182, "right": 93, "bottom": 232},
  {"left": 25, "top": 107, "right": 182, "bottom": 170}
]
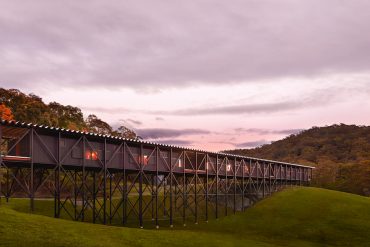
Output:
[
  {"left": 0, "top": 187, "right": 370, "bottom": 247},
  {"left": 226, "top": 124, "right": 370, "bottom": 196}
]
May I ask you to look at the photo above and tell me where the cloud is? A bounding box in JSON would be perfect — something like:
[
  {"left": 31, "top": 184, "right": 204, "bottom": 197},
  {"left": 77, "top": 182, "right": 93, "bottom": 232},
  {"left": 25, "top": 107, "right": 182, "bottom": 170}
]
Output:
[
  {"left": 234, "top": 128, "right": 303, "bottom": 135},
  {"left": 136, "top": 128, "right": 210, "bottom": 139},
  {"left": 125, "top": 118, "right": 142, "bottom": 126},
  {"left": 81, "top": 106, "right": 131, "bottom": 114},
  {"left": 235, "top": 140, "right": 270, "bottom": 148},
  {"left": 1, "top": 0, "right": 370, "bottom": 90},
  {"left": 147, "top": 95, "right": 321, "bottom": 116},
  {"left": 79, "top": 97, "right": 310, "bottom": 117},
  {"left": 165, "top": 101, "right": 301, "bottom": 115},
  {"left": 145, "top": 85, "right": 367, "bottom": 116}
]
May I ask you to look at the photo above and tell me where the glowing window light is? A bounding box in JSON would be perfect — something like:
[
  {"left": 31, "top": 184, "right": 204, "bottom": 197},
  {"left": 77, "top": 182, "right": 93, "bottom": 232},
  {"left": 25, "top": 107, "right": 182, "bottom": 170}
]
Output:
[
  {"left": 91, "top": 151, "right": 98, "bottom": 161},
  {"left": 142, "top": 155, "right": 148, "bottom": 165},
  {"left": 226, "top": 164, "right": 231, "bottom": 172},
  {"left": 178, "top": 159, "right": 182, "bottom": 168},
  {"left": 85, "top": 151, "right": 91, "bottom": 160},
  {"left": 244, "top": 166, "right": 249, "bottom": 174},
  {"left": 86, "top": 150, "right": 98, "bottom": 160}
]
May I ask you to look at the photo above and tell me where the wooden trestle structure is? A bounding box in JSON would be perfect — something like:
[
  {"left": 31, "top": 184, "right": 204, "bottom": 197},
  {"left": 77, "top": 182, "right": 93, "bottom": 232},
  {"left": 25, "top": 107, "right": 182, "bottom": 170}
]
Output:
[{"left": 0, "top": 120, "right": 313, "bottom": 228}]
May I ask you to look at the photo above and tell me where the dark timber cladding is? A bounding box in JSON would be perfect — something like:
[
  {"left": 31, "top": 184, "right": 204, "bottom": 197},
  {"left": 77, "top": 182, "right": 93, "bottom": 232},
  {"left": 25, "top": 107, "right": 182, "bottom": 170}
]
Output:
[{"left": 0, "top": 120, "right": 314, "bottom": 228}]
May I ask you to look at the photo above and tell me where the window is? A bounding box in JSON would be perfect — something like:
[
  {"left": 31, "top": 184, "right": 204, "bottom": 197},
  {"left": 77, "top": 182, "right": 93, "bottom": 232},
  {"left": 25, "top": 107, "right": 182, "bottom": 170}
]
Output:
[
  {"left": 226, "top": 164, "right": 231, "bottom": 172},
  {"left": 142, "top": 155, "right": 149, "bottom": 165},
  {"left": 244, "top": 165, "right": 249, "bottom": 174},
  {"left": 85, "top": 150, "right": 99, "bottom": 160}
]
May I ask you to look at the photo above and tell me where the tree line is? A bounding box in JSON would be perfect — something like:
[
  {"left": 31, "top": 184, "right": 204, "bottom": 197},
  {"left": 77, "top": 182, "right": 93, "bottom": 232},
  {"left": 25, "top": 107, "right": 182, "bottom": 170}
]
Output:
[{"left": 0, "top": 88, "right": 137, "bottom": 139}]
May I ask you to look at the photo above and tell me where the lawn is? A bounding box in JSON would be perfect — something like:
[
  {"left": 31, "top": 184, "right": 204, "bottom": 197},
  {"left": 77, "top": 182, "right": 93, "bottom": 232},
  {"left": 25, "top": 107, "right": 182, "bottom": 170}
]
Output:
[{"left": 0, "top": 187, "right": 369, "bottom": 247}]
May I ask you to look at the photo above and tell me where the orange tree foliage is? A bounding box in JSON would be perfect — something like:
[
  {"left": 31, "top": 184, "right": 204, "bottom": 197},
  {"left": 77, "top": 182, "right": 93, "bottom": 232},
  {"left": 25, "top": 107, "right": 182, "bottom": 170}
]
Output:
[{"left": 0, "top": 103, "right": 13, "bottom": 120}]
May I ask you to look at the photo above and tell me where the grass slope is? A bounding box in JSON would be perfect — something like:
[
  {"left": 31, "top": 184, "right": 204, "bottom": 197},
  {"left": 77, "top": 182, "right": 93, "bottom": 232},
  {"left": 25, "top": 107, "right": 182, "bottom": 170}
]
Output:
[{"left": 1, "top": 187, "right": 370, "bottom": 247}]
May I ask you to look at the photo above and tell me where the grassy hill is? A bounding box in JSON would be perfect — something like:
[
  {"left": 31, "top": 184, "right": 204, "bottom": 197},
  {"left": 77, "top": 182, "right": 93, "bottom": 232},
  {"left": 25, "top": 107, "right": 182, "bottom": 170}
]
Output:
[
  {"left": 226, "top": 124, "right": 370, "bottom": 196},
  {"left": 1, "top": 187, "right": 370, "bottom": 247}
]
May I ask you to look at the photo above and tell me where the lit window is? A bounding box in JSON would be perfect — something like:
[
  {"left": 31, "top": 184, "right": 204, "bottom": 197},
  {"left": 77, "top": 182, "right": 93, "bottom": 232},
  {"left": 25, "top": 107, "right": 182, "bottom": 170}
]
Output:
[
  {"left": 226, "top": 164, "right": 231, "bottom": 172},
  {"left": 142, "top": 155, "right": 149, "bottom": 164},
  {"left": 178, "top": 159, "right": 182, "bottom": 168},
  {"left": 91, "top": 151, "right": 98, "bottom": 161},
  {"left": 244, "top": 166, "right": 249, "bottom": 174},
  {"left": 86, "top": 150, "right": 98, "bottom": 160},
  {"left": 85, "top": 151, "right": 91, "bottom": 160}
]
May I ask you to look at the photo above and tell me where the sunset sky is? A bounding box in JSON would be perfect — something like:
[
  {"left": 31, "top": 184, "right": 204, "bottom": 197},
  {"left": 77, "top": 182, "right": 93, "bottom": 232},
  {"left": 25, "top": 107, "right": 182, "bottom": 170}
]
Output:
[{"left": 1, "top": 0, "right": 370, "bottom": 151}]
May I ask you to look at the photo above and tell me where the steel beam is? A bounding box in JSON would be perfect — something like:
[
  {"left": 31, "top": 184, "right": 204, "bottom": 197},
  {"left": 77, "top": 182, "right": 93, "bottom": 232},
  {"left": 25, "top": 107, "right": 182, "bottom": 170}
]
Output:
[{"left": 30, "top": 128, "right": 34, "bottom": 212}]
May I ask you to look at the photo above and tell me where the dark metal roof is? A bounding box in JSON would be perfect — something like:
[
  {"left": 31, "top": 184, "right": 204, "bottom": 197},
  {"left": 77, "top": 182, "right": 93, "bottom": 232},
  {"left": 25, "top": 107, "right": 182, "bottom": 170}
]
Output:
[{"left": 0, "top": 119, "right": 314, "bottom": 169}]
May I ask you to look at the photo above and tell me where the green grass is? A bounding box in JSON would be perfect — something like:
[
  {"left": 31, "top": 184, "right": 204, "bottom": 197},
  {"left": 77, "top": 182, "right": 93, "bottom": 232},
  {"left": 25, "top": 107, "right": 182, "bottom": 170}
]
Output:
[{"left": 1, "top": 187, "right": 370, "bottom": 247}]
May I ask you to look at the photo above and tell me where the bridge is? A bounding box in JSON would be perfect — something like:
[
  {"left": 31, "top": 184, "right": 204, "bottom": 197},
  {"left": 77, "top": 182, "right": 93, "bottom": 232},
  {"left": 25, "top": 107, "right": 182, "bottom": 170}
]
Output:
[{"left": 0, "top": 120, "right": 314, "bottom": 228}]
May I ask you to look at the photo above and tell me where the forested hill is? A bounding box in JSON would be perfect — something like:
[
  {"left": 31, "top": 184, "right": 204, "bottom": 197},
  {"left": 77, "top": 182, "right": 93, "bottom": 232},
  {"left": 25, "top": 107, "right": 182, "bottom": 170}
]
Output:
[
  {"left": 0, "top": 88, "right": 136, "bottom": 138},
  {"left": 226, "top": 124, "right": 370, "bottom": 196}
]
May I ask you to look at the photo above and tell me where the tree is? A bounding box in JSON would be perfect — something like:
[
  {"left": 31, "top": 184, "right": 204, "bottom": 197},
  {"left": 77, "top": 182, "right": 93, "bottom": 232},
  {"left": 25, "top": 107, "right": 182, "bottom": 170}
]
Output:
[
  {"left": 85, "top": 114, "right": 113, "bottom": 135},
  {"left": 0, "top": 88, "right": 52, "bottom": 125},
  {"left": 0, "top": 103, "right": 13, "bottom": 120},
  {"left": 48, "top": 102, "right": 86, "bottom": 130},
  {"left": 0, "top": 87, "right": 138, "bottom": 145},
  {"left": 112, "top": 125, "right": 137, "bottom": 139}
]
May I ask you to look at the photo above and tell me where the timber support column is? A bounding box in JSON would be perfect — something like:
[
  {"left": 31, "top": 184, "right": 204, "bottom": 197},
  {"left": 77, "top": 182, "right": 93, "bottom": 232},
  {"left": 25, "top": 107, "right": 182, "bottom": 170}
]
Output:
[
  {"left": 225, "top": 158, "right": 228, "bottom": 217},
  {"left": 241, "top": 160, "right": 245, "bottom": 212},
  {"left": 92, "top": 170, "right": 96, "bottom": 223},
  {"left": 139, "top": 144, "right": 144, "bottom": 228},
  {"left": 103, "top": 139, "right": 107, "bottom": 225},
  {"left": 155, "top": 147, "right": 159, "bottom": 228},
  {"left": 195, "top": 151, "right": 198, "bottom": 224},
  {"left": 30, "top": 128, "right": 34, "bottom": 212},
  {"left": 215, "top": 155, "right": 219, "bottom": 219},
  {"left": 233, "top": 157, "right": 236, "bottom": 214},
  {"left": 123, "top": 142, "right": 127, "bottom": 226},
  {"left": 182, "top": 151, "right": 186, "bottom": 226},
  {"left": 169, "top": 148, "right": 173, "bottom": 227},
  {"left": 262, "top": 162, "right": 265, "bottom": 198},
  {"left": 56, "top": 132, "right": 61, "bottom": 218},
  {"left": 205, "top": 154, "right": 209, "bottom": 222}
]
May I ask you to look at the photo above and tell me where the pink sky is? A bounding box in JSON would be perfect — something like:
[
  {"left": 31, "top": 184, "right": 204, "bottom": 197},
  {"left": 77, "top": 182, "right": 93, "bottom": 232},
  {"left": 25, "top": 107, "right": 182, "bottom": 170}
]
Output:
[{"left": 1, "top": 1, "right": 370, "bottom": 151}]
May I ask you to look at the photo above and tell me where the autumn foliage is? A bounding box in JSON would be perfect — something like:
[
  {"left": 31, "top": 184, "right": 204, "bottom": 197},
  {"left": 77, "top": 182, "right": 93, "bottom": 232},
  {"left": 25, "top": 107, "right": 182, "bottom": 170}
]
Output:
[
  {"left": 0, "top": 88, "right": 137, "bottom": 138},
  {"left": 0, "top": 103, "right": 13, "bottom": 120}
]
